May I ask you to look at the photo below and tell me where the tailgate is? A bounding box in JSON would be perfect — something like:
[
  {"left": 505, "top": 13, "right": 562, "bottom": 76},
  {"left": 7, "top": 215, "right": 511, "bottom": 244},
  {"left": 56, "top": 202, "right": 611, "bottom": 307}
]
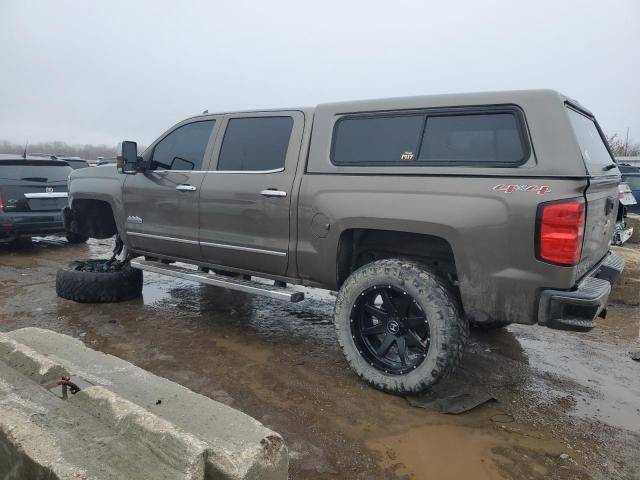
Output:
[
  {"left": 578, "top": 177, "right": 619, "bottom": 278},
  {"left": 1, "top": 180, "right": 68, "bottom": 212}
]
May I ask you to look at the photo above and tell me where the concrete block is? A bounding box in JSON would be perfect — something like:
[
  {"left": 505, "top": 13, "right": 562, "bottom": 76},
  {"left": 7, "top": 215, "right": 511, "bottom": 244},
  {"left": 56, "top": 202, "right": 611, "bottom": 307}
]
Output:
[
  {"left": 0, "top": 336, "right": 69, "bottom": 384},
  {"left": 0, "top": 328, "right": 288, "bottom": 480},
  {"left": 610, "top": 246, "right": 640, "bottom": 306},
  {"left": 626, "top": 213, "right": 640, "bottom": 244}
]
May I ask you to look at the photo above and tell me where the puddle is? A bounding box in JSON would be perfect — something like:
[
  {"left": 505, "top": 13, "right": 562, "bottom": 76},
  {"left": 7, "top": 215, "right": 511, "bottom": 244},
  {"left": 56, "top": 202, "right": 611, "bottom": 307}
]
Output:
[{"left": 1, "top": 238, "right": 639, "bottom": 479}]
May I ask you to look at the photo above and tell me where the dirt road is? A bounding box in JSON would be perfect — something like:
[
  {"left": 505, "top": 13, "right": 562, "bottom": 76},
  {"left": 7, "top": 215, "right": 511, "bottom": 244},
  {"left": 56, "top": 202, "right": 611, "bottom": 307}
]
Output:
[{"left": 1, "top": 238, "right": 639, "bottom": 479}]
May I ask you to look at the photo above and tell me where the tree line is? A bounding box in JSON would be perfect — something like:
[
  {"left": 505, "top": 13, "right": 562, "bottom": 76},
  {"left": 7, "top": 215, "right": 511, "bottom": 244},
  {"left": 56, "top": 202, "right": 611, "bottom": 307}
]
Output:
[
  {"left": 605, "top": 134, "right": 640, "bottom": 157},
  {"left": 0, "top": 140, "right": 118, "bottom": 160},
  {"left": 1, "top": 132, "right": 638, "bottom": 160}
]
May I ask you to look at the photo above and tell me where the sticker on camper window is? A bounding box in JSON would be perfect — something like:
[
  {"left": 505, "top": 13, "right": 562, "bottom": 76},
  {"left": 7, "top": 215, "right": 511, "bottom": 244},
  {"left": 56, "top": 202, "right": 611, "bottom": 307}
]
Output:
[
  {"left": 493, "top": 184, "right": 551, "bottom": 195},
  {"left": 400, "top": 151, "right": 415, "bottom": 160}
]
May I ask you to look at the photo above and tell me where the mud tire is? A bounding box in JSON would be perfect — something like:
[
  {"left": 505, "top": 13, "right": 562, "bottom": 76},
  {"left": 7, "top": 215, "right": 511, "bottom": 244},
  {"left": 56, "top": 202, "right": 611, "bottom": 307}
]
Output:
[
  {"left": 56, "top": 259, "right": 143, "bottom": 303},
  {"left": 66, "top": 232, "right": 88, "bottom": 244},
  {"left": 334, "top": 259, "right": 469, "bottom": 395}
]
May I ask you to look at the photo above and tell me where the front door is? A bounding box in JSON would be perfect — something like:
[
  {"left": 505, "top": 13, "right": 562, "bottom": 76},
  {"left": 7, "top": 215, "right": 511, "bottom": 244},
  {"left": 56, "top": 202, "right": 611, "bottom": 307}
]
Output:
[
  {"left": 199, "top": 111, "right": 304, "bottom": 275},
  {"left": 123, "top": 118, "right": 217, "bottom": 260}
]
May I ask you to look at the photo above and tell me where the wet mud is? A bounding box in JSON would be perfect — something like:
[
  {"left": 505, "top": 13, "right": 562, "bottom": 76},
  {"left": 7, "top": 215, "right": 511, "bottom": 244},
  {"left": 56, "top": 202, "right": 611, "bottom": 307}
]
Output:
[{"left": 1, "top": 238, "right": 639, "bottom": 479}]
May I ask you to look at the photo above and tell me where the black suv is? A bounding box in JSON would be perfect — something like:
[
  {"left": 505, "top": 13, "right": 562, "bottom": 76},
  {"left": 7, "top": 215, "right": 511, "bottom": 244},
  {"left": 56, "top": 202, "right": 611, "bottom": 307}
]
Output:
[{"left": 0, "top": 154, "right": 87, "bottom": 245}]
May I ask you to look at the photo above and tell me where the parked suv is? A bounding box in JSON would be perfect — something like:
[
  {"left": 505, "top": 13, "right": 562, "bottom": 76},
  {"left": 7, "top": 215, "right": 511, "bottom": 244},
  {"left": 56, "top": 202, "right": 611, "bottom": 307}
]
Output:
[
  {"left": 60, "top": 90, "right": 624, "bottom": 394},
  {"left": 0, "top": 155, "right": 88, "bottom": 245}
]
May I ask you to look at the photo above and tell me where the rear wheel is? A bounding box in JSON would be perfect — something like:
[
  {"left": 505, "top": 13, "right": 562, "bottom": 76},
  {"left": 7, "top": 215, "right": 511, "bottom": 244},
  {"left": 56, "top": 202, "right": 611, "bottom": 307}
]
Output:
[{"left": 334, "top": 259, "right": 468, "bottom": 394}]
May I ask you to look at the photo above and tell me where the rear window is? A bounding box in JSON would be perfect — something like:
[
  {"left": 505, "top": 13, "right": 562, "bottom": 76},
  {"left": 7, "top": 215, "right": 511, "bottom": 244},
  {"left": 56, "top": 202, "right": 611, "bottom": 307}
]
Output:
[
  {"left": 217, "top": 116, "right": 293, "bottom": 171},
  {"left": 331, "top": 109, "right": 528, "bottom": 166},
  {"left": 566, "top": 107, "right": 617, "bottom": 175},
  {"left": 0, "top": 161, "right": 72, "bottom": 181}
]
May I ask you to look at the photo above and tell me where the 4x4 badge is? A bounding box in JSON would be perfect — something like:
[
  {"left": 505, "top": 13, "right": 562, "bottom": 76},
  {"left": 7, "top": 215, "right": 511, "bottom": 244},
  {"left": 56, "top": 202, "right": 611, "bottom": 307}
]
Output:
[
  {"left": 493, "top": 184, "right": 551, "bottom": 195},
  {"left": 127, "top": 215, "right": 143, "bottom": 224}
]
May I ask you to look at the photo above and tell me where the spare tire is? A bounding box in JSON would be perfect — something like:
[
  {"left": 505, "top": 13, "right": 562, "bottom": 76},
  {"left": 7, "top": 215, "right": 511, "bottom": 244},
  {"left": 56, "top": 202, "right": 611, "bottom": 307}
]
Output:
[{"left": 56, "top": 259, "right": 143, "bottom": 303}]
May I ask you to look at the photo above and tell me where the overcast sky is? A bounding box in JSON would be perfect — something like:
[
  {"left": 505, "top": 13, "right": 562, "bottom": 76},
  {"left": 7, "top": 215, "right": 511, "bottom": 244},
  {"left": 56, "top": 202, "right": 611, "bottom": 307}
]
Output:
[{"left": 1, "top": 0, "right": 638, "bottom": 147}]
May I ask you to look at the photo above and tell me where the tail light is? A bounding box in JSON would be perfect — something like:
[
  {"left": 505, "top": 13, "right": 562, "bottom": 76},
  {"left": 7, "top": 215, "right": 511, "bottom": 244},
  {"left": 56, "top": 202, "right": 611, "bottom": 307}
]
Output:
[
  {"left": 0, "top": 191, "right": 3, "bottom": 210},
  {"left": 536, "top": 198, "right": 586, "bottom": 266}
]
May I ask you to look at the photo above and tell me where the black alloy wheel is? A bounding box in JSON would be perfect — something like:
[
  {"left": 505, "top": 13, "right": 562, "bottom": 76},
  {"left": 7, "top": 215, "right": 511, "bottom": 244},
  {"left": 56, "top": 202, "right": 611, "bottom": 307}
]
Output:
[{"left": 350, "top": 285, "right": 431, "bottom": 375}]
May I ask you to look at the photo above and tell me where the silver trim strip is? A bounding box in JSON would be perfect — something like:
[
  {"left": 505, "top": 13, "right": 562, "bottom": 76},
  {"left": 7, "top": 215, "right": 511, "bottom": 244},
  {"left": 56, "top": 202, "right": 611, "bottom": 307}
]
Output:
[
  {"left": 24, "top": 192, "right": 68, "bottom": 199},
  {"left": 127, "top": 231, "right": 287, "bottom": 256},
  {"left": 200, "top": 241, "right": 287, "bottom": 256},
  {"left": 153, "top": 168, "right": 284, "bottom": 174},
  {"left": 127, "top": 231, "right": 199, "bottom": 245}
]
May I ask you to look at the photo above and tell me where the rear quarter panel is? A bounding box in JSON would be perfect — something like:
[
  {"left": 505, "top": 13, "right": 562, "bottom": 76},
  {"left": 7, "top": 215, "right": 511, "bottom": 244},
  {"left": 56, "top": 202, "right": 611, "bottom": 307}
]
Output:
[{"left": 298, "top": 175, "right": 587, "bottom": 325}]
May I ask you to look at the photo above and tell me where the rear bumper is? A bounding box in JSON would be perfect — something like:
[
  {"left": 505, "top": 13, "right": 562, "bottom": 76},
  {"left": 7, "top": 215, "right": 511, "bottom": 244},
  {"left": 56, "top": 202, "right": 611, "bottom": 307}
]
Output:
[
  {"left": 0, "top": 210, "right": 65, "bottom": 242},
  {"left": 538, "top": 251, "right": 624, "bottom": 331}
]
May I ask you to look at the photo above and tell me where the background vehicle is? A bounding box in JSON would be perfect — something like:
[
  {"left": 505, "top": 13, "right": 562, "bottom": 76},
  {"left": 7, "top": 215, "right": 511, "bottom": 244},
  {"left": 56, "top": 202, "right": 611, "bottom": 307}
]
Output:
[
  {"left": 58, "top": 156, "right": 90, "bottom": 170},
  {"left": 0, "top": 154, "right": 87, "bottom": 245},
  {"left": 96, "top": 157, "right": 117, "bottom": 167},
  {"left": 620, "top": 165, "right": 640, "bottom": 214},
  {"left": 61, "top": 90, "right": 623, "bottom": 394}
]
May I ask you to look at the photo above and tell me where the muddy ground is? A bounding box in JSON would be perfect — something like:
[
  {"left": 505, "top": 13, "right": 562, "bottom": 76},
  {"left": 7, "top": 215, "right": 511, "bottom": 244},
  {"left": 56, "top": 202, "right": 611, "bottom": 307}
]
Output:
[{"left": 1, "top": 238, "right": 639, "bottom": 480}]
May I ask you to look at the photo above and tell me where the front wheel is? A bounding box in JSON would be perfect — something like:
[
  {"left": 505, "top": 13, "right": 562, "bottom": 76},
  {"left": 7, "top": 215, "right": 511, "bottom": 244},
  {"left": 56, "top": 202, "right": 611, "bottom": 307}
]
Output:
[{"left": 334, "top": 259, "right": 468, "bottom": 395}]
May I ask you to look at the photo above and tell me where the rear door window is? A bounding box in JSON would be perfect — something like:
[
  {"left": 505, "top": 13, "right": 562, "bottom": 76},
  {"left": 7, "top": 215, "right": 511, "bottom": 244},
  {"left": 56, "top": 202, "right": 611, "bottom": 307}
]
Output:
[
  {"left": 566, "top": 107, "right": 618, "bottom": 176},
  {"left": 152, "top": 120, "right": 215, "bottom": 171},
  {"left": 217, "top": 116, "right": 293, "bottom": 171},
  {"left": 331, "top": 109, "right": 528, "bottom": 166}
]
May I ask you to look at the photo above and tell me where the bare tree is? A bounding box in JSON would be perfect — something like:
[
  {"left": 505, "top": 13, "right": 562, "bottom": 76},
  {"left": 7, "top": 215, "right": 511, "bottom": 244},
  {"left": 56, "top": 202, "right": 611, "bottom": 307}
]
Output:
[{"left": 605, "top": 133, "right": 640, "bottom": 157}]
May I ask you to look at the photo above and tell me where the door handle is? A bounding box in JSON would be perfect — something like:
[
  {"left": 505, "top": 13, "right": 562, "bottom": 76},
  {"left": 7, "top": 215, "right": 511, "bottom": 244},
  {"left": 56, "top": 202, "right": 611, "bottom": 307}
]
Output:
[
  {"left": 176, "top": 184, "right": 197, "bottom": 192},
  {"left": 260, "top": 189, "right": 287, "bottom": 198}
]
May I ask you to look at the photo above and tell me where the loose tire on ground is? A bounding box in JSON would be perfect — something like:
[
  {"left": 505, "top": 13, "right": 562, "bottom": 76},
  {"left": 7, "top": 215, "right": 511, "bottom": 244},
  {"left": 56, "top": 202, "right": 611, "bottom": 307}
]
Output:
[
  {"left": 469, "top": 319, "right": 512, "bottom": 330},
  {"left": 56, "top": 259, "right": 143, "bottom": 303},
  {"left": 334, "top": 259, "right": 469, "bottom": 395},
  {"left": 66, "top": 232, "right": 89, "bottom": 244}
]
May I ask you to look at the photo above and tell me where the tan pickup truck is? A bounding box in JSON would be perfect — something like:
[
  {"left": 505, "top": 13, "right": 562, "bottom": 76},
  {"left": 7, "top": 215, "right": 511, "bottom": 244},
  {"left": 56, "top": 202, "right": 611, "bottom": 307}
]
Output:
[{"left": 59, "top": 89, "right": 624, "bottom": 394}]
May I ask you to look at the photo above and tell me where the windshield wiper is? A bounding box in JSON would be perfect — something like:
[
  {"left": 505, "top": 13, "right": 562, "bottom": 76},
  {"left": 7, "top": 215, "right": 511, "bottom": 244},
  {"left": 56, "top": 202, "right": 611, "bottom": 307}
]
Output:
[{"left": 603, "top": 164, "right": 617, "bottom": 171}]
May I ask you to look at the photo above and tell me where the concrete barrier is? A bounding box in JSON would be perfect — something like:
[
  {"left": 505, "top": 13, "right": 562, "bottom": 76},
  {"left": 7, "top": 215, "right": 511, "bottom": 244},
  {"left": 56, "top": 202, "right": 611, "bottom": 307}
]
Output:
[
  {"left": 0, "top": 328, "right": 288, "bottom": 480},
  {"left": 610, "top": 246, "right": 640, "bottom": 306}
]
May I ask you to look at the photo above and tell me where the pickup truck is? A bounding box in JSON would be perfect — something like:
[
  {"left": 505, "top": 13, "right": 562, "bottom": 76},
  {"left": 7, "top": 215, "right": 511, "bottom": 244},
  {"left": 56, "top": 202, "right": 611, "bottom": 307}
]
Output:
[{"left": 58, "top": 89, "right": 624, "bottom": 394}]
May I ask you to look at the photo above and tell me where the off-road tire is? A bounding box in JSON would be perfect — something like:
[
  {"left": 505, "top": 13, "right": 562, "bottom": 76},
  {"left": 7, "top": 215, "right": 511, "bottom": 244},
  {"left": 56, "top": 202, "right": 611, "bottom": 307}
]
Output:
[
  {"left": 334, "top": 259, "right": 469, "bottom": 395},
  {"left": 56, "top": 259, "right": 143, "bottom": 303},
  {"left": 66, "top": 232, "right": 88, "bottom": 244}
]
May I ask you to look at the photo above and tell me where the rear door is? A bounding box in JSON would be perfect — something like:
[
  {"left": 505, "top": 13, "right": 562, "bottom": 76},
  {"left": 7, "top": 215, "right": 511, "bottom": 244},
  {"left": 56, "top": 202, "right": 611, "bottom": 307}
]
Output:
[
  {"left": 199, "top": 111, "right": 304, "bottom": 275},
  {"left": 0, "top": 160, "right": 71, "bottom": 213},
  {"left": 122, "top": 118, "right": 218, "bottom": 260},
  {"left": 566, "top": 106, "right": 621, "bottom": 278}
]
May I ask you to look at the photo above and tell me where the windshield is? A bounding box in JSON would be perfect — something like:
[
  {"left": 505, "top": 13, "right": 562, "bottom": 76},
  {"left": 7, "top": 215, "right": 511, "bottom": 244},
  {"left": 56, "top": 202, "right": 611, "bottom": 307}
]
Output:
[
  {"left": 566, "top": 107, "right": 619, "bottom": 176},
  {"left": 0, "top": 161, "right": 72, "bottom": 181}
]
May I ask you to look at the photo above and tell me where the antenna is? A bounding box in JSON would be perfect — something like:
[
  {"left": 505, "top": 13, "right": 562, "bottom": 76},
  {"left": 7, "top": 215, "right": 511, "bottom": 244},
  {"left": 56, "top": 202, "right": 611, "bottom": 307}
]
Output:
[
  {"left": 202, "top": 109, "right": 208, "bottom": 114},
  {"left": 22, "top": 141, "right": 28, "bottom": 159}
]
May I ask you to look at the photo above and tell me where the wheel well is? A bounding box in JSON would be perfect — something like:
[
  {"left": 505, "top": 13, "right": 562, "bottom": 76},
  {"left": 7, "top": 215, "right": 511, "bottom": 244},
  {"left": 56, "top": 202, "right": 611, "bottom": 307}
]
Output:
[
  {"left": 69, "top": 199, "right": 118, "bottom": 239},
  {"left": 336, "top": 229, "right": 458, "bottom": 287}
]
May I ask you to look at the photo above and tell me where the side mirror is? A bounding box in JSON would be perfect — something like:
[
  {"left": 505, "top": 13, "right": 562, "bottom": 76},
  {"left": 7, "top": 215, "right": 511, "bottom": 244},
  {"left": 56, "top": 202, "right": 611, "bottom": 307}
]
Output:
[{"left": 117, "top": 141, "right": 140, "bottom": 174}]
